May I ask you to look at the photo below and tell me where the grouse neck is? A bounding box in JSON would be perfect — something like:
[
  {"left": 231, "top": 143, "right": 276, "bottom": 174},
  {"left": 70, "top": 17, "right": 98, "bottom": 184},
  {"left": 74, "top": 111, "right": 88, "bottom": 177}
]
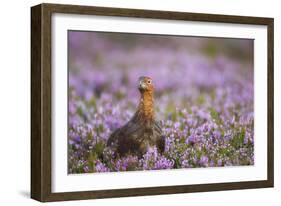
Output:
[{"left": 138, "top": 90, "right": 155, "bottom": 121}]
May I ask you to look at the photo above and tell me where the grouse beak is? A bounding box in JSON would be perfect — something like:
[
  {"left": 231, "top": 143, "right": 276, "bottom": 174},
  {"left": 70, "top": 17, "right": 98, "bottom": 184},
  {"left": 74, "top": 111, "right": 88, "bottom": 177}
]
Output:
[{"left": 139, "top": 82, "right": 147, "bottom": 91}]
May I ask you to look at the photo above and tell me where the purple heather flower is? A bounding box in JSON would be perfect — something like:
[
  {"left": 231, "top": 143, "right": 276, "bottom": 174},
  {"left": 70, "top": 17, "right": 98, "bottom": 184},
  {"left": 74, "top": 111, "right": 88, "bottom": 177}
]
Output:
[
  {"left": 199, "top": 156, "right": 209, "bottom": 166},
  {"left": 217, "top": 159, "right": 223, "bottom": 166},
  {"left": 154, "top": 156, "right": 174, "bottom": 169},
  {"left": 186, "top": 134, "right": 197, "bottom": 145},
  {"left": 95, "top": 160, "right": 110, "bottom": 173},
  {"left": 174, "top": 122, "right": 181, "bottom": 129}
]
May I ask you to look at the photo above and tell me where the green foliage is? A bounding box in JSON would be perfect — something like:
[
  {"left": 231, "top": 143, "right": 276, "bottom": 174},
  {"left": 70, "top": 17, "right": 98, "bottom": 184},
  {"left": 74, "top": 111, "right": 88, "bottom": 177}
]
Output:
[
  {"left": 196, "top": 94, "right": 206, "bottom": 105},
  {"left": 202, "top": 42, "right": 218, "bottom": 58},
  {"left": 231, "top": 128, "right": 245, "bottom": 149},
  {"left": 209, "top": 107, "right": 223, "bottom": 125}
]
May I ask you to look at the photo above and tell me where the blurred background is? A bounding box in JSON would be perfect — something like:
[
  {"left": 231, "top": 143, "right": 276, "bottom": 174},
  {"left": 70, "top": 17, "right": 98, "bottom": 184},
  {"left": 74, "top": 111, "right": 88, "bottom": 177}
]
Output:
[{"left": 68, "top": 31, "right": 253, "bottom": 117}]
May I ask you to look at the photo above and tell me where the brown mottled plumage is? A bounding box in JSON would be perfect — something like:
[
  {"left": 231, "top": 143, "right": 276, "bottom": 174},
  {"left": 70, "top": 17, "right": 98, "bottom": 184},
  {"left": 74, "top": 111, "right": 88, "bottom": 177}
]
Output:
[{"left": 107, "top": 76, "right": 165, "bottom": 157}]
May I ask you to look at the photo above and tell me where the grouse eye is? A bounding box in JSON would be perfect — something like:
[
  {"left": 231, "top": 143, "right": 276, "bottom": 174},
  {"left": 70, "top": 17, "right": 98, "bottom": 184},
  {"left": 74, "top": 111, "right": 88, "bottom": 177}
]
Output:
[{"left": 147, "top": 80, "right": 152, "bottom": 84}]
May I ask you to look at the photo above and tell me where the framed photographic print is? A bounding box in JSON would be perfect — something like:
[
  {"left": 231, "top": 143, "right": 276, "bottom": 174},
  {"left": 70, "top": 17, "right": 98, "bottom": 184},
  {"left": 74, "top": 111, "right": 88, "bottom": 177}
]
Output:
[{"left": 31, "top": 3, "right": 274, "bottom": 202}]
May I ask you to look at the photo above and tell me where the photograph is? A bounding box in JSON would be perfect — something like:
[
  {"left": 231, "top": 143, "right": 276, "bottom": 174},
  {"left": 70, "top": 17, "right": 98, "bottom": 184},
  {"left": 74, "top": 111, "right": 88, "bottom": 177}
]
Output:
[{"left": 67, "top": 31, "right": 254, "bottom": 174}]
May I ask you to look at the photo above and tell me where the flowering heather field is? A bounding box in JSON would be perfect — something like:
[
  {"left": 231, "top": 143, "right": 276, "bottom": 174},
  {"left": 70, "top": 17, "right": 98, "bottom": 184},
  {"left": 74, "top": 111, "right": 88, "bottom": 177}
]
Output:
[{"left": 68, "top": 32, "right": 254, "bottom": 173}]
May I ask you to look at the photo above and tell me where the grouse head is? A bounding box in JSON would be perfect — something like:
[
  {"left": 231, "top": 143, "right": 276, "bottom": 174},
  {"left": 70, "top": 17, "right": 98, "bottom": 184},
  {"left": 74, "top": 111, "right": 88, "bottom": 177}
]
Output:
[{"left": 138, "top": 76, "right": 154, "bottom": 93}]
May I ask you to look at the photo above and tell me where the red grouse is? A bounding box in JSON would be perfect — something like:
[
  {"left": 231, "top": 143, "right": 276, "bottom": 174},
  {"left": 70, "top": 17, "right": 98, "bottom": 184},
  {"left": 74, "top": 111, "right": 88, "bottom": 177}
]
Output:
[{"left": 107, "top": 76, "right": 165, "bottom": 157}]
